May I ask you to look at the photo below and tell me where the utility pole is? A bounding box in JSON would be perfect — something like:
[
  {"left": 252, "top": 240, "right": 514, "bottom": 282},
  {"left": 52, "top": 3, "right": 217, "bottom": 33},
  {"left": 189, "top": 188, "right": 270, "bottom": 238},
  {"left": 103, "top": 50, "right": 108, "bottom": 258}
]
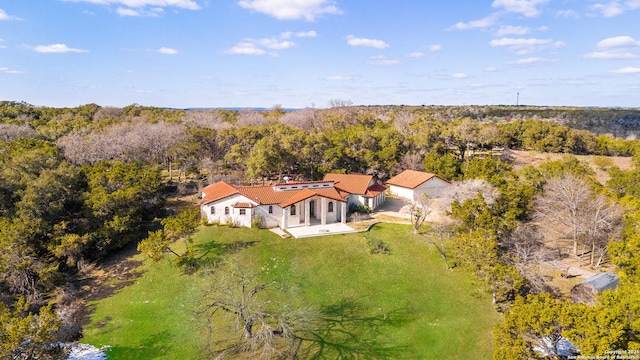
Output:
[{"left": 516, "top": 92, "right": 520, "bottom": 106}]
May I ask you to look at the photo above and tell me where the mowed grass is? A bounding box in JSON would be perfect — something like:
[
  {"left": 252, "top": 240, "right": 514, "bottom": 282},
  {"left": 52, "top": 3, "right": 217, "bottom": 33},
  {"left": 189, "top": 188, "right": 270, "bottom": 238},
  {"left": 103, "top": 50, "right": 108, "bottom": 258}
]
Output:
[{"left": 81, "top": 223, "right": 500, "bottom": 359}]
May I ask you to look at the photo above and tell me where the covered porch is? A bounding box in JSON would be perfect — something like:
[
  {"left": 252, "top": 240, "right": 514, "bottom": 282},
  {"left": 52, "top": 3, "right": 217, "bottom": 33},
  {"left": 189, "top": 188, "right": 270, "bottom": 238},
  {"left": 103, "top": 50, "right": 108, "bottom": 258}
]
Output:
[{"left": 280, "top": 193, "right": 347, "bottom": 230}]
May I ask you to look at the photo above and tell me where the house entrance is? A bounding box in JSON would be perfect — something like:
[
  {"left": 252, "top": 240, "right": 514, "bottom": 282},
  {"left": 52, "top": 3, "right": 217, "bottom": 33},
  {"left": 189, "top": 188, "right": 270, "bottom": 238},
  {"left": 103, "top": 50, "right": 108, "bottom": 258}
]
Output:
[{"left": 309, "top": 200, "right": 315, "bottom": 218}]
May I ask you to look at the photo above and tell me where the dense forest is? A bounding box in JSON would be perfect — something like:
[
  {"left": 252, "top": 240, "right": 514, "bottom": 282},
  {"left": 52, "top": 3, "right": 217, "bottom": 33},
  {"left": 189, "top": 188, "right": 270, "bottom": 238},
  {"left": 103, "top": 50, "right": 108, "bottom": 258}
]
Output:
[{"left": 1, "top": 100, "right": 640, "bottom": 358}]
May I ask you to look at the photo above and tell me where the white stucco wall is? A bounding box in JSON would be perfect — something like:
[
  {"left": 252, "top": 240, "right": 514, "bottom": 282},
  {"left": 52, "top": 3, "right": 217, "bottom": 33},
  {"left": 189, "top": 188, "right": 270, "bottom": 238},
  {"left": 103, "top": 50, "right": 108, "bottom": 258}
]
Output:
[
  {"left": 201, "top": 194, "right": 256, "bottom": 227},
  {"left": 390, "top": 178, "right": 450, "bottom": 201}
]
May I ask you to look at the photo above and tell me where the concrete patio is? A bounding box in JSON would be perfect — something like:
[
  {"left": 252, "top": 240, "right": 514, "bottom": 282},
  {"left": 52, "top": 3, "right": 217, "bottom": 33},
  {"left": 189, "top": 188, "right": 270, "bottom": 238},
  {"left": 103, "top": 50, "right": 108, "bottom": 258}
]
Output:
[{"left": 283, "top": 222, "right": 357, "bottom": 239}]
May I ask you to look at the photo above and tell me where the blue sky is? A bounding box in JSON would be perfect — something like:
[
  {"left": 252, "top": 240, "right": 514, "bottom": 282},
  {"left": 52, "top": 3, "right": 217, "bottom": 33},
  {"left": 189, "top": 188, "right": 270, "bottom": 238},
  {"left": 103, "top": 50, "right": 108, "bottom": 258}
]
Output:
[{"left": 1, "top": 0, "right": 639, "bottom": 108}]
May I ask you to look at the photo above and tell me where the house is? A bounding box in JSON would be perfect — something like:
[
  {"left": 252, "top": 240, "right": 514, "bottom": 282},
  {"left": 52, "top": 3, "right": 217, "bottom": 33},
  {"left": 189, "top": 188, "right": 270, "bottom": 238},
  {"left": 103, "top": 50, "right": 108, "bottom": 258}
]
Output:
[
  {"left": 199, "top": 173, "right": 386, "bottom": 229},
  {"left": 570, "top": 272, "right": 619, "bottom": 305},
  {"left": 385, "top": 170, "right": 451, "bottom": 201},
  {"left": 323, "top": 173, "right": 386, "bottom": 211}
]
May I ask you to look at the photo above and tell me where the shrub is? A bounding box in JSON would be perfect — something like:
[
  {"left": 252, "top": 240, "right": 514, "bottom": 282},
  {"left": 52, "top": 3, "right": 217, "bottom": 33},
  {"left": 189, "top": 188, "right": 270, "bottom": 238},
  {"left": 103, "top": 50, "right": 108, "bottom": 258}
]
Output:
[
  {"left": 366, "top": 237, "right": 391, "bottom": 255},
  {"left": 251, "top": 215, "right": 264, "bottom": 229}
]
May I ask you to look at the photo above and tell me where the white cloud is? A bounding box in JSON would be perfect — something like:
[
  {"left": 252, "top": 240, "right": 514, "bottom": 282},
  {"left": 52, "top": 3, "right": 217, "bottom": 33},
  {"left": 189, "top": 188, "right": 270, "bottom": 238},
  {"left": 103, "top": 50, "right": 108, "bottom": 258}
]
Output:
[
  {"left": 584, "top": 36, "right": 640, "bottom": 59},
  {"left": 451, "top": 73, "right": 469, "bottom": 79},
  {"left": 556, "top": 9, "right": 580, "bottom": 18},
  {"left": 116, "top": 7, "right": 142, "bottom": 15},
  {"left": 224, "top": 42, "right": 267, "bottom": 55},
  {"left": 237, "top": 0, "right": 341, "bottom": 21},
  {"left": 610, "top": 66, "right": 640, "bottom": 74},
  {"left": 485, "top": 67, "right": 498, "bottom": 72},
  {"left": 296, "top": 30, "right": 317, "bottom": 38},
  {"left": 489, "top": 37, "right": 562, "bottom": 53},
  {"left": 0, "top": 66, "right": 23, "bottom": 74},
  {"left": 326, "top": 75, "right": 352, "bottom": 81},
  {"left": 450, "top": 13, "right": 500, "bottom": 30},
  {"left": 117, "top": 6, "right": 164, "bottom": 16},
  {"left": 496, "top": 25, "right": 530, "bottom": 36},
  {"left": 430, "top": 44, "right": 442, "bottom": 52},
  {"left": 583, "top": 51, "right": 636, "bottom": 59},
  {"left": 627, "top": 0, "right": 640, "bottom": 9},
  {"left": 0, "top": 8, "right": 21, "bottom": 20},
  {"left": 368, "top": 55, "right": 399, "bottom": 65},
  {"left": 159, "top": 47, "right": 178, "bottom": 54},
  {"left": 33, "top": 44, "right": 89, "bottom": 53},
  {"left": 492, "top": 0, "right": 549, "bottom": 17},
  {"left": 407, "top": 52, "right": 425, "bottom": 58},
  {"left": 282, "top": 30, "right": 316, "bottom": 38},
  {"left": 592, "top": 1, "right": 625, "bottom": 16},
  {"left": 346, "top": 35, "right": 389, "bottom": 49},
  {"left": 225, "top": 30, "right": 314, "bottom": 55},
  {"left": 62, "top": 0, "right": 200, "bottom": 10},
  {"left": 257, "top": 38, "right": 295, "bottom": 50},
  {"left": 508, "top": 57, "right": 551, "bottom": 64},
  {"left": 490, "top": 37, "right": 551, "bottom": 47},
  {"left": 597, "top": 36, "right": 640, "bottom": 48}
]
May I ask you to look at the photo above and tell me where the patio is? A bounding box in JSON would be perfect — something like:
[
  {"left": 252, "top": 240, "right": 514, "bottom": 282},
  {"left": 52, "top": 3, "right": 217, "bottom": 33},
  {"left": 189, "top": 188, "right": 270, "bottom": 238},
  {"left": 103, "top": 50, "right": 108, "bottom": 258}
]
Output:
[{"left": 284, "top": 222, "right": 357, "bottom": 239}]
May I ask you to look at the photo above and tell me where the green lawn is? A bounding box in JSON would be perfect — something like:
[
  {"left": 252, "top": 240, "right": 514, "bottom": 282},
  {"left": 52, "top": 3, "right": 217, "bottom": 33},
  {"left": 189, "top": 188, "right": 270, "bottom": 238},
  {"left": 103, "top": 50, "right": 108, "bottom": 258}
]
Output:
[{"left": 81, "top": 223, "right": 500, "bottom": 359}]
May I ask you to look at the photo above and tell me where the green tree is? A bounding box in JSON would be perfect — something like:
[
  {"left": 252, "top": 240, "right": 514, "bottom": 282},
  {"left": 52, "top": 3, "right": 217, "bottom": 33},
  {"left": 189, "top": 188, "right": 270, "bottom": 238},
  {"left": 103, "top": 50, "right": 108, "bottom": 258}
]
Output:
[
  {"left": 0, "top": 297, "right": 62, "bottom": 359},
  {"left": 84, "top": 160, "right": 163, "bottom": 252},
  {"left": 138, "top": 209, "right": 200, "bottom": 266},
  {"left": 494, "top": 293, "right": 572, "bottom": 359},
  {"left": 422, "top": 152, "right": 461, "bottom": 180}
]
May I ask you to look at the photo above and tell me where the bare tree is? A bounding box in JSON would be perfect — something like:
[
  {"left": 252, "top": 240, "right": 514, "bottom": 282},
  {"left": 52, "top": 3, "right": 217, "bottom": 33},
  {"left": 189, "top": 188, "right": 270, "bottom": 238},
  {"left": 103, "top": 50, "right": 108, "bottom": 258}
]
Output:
[
  {"left": 201, "top": 257, "right": 317, "bottom": 359},
  {"left": 0, "top": 124, "right": 38, "bottom": 142},
  {"left": 426, "top": 222, "right": 454, "bottom": 270},
  {"left": 439, "top": 179, "right": 500, "bottom": 213},
  {"left": 533, "top": 174, "right": 623, "bottom": 265},
  {"left": 327, "top": 99, "right": 353, "bottom": 108},
  {"left": 503, "top": 224, "right": 553, "bottom": 294},
  {"left": 408, "top": 195, "right": 432, "bottom": 235}
]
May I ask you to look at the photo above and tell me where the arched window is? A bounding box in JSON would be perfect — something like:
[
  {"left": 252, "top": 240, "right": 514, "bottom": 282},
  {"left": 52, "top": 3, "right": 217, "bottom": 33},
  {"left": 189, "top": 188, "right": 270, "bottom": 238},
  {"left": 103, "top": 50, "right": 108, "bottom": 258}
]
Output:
[
  {"left": 224, "top": 207, "right": 229, "bottom": 215},
  {"left": 290, "top": 205, "right": 296, "bottom": 216},
  {"left": 328, "top": 201, "right": 334, "bottom": 213},
  {"left": 268, "top": 205, "right": 273, "bottom": 214}
]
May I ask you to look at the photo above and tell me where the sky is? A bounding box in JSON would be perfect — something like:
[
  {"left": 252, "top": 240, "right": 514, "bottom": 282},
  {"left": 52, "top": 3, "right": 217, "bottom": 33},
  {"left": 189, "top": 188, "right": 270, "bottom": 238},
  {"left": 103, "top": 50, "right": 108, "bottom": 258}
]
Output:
[{"left": 0, "top": 0, "right": 639, "bottom": 109}]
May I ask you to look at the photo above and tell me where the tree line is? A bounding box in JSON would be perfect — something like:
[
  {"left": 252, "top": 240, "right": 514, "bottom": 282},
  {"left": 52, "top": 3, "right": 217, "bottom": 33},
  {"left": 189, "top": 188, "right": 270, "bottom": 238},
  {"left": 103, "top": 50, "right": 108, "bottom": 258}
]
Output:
[{"left": 1, "top": 101, "right": 640, "bottom": 357}]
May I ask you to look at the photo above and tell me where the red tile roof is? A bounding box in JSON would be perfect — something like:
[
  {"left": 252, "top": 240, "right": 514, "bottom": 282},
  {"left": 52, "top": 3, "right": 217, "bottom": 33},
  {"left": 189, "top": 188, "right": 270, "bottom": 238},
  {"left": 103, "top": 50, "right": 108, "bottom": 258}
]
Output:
[
  {"left": 200, "top": 181, "right": 239, "bottom": 205},
  {"left": 323, "top": 173, "right": 374, "bottom": 195},
  {"left": 279, "top": 189, "right": 316, "bottom": 208},
  {"left": 386, "top": 170, "right": 448, "bottom": 189},
  {"left": 203, "top": 174, "right": 377, "bottom": 209},
  {"left": 232, "top": 202, "right": 255, "bottom": 208},
  {"left": 364, "top": 184, "right": 387, "bottom": 198},
  {"left": 237, "top": 185, "right": 291, "bottom": 205}
]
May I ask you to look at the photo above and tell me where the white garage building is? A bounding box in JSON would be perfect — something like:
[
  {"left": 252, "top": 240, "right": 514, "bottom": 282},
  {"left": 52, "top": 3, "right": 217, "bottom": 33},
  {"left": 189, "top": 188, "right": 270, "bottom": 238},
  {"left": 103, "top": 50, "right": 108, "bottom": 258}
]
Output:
[{"left": 386, "top": 170, "right": 451, "bottom": 201}]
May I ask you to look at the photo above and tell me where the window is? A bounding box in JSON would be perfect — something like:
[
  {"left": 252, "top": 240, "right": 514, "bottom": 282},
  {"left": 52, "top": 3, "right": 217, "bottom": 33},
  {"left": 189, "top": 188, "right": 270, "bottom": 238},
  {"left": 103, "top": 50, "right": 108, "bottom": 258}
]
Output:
[
  {"left": 290, "top": 205, "right": 296, "bottom": 216},
  {"left": 268, "top": 205, "right": 273, "bottom": 214},
  {"left": 239, "top": 209, "right": 246, "bottom": 215},
  {"left": 328, "top": 202, "right": 334, "bottom": 213},
  {"left": 224, "top": 207, "right": 229, "bottom": 215},
  {"left": 210, "top": 207, "right": 215, "bottom": 215}
]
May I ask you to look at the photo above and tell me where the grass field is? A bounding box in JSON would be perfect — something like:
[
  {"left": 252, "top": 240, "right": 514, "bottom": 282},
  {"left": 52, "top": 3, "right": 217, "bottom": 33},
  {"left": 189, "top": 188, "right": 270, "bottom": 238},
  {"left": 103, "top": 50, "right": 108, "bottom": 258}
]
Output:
[{"left": 81, "top": 223, "right": 500, "bottom": 359}]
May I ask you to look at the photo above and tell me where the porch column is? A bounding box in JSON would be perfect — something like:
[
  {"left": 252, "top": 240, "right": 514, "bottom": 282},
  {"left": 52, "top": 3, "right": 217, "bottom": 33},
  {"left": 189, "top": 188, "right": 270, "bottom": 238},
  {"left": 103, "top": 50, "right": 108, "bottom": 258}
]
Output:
[
  {"left": 304, "top": 200, "right": 310, "bottom": 226},
  {"left": 321, "top": 197, "right": 327, "bottom": 225},
  {"left": 282, "top": 207, "right": 288, "bottom": 230},
  {"left": 341, "top": 202, "right": 347, "bottom": 224}
]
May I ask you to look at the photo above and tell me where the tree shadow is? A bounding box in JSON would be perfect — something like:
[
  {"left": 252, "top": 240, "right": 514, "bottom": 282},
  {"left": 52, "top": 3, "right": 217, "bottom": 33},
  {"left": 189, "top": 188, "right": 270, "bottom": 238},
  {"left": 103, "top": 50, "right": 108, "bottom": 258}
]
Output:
[
  {"left": 293, "top": 298, "right": 410, "bottom": 359},
  {"left": 182, "top": 240, "right": 258, "bottom": 274},
  {"left": 103, "top": 330, "right": 173, "bottom": 359}
]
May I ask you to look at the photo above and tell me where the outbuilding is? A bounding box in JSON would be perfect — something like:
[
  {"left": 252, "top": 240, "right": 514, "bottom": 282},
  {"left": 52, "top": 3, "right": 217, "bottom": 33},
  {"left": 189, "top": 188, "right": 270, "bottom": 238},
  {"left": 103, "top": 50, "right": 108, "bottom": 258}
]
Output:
[
  {"left": 570, "top": 272, "right": 619, "bottom": 305},
  {"left": 385, "top": 169, "right": 450, "bottom": 201}
]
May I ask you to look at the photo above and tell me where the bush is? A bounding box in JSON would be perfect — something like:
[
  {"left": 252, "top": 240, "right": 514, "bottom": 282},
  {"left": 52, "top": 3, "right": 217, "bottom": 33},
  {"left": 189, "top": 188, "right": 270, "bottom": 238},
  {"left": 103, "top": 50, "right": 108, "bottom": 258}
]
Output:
[
  {"left": 349, "top": 203, "right": 371, "bottom": 214},
  {"left": 366, "top": 237, "right": 391, "bottom": 255},
  {"left": 251, "top": 215, "right": 264, "bottom": 229}
]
